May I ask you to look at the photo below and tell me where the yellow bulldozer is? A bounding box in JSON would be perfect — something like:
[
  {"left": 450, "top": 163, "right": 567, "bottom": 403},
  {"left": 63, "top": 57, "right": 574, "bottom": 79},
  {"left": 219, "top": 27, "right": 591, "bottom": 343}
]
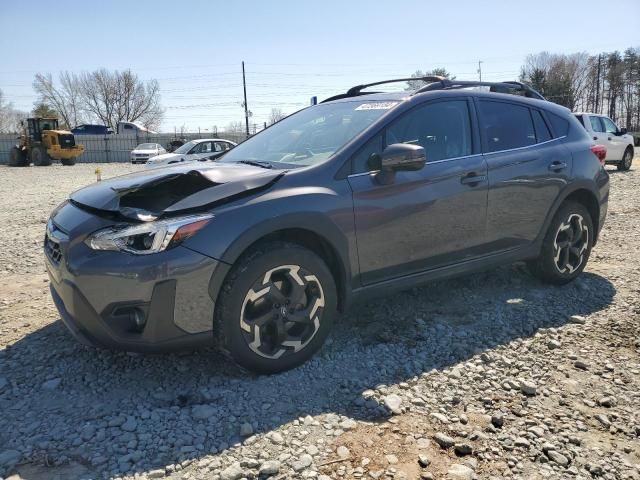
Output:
[{"left": 8, "top": 118, "right": 84, "bottom": 167}]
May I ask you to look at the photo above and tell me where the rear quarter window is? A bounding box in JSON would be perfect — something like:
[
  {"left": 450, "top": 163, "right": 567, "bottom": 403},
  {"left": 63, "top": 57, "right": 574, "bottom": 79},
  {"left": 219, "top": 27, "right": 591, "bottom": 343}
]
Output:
[{"left": 547, "top": 112, "right": 570, "bottom": 138}]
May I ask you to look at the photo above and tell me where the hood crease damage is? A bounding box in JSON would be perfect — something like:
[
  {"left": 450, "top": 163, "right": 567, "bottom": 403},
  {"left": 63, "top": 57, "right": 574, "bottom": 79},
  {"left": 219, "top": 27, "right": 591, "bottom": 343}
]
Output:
[{"left": 69, "top": 165, "right": 285, "bottom": 221}]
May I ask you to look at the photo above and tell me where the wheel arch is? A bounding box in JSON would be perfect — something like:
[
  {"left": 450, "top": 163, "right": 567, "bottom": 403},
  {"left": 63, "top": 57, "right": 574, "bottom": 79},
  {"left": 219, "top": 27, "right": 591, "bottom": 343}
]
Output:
[
  {"left": 208, "top": 217, "right": 352, "bottom": 313},
  {"left": 540, "top": 184, "right": 602, "bottom": 248}
]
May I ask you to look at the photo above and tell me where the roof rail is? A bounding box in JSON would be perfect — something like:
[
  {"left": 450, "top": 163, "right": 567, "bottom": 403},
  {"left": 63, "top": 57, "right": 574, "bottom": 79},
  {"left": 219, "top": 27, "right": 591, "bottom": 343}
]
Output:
[
  {"left": 414, "top": 79, "right": 546, "bottom": 100},
  {"left": 321, "top": 77, "right": 545, "bottom": 103},
  {"left": 321, "top": 76, "right": 445, "bottom": 103}
]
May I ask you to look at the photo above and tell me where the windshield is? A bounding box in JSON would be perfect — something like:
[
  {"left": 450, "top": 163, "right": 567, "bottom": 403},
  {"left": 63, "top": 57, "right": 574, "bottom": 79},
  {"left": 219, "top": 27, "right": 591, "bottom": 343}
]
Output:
[
  {"left": 173, "top": 140, "right": 198, "bottom": 154},
  {"left": 137, "top": 143, "right": 157, "bottom": 149},
  {"left": 221, "top": 100, "right": 398, "bottom": 167}
]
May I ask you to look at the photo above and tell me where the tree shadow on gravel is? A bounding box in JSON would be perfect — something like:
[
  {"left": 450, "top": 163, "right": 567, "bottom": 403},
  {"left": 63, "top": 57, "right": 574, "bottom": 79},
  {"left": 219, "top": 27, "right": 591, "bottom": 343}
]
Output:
[{"left": 0, "top": 264, "right": 615, "bottom": 479}]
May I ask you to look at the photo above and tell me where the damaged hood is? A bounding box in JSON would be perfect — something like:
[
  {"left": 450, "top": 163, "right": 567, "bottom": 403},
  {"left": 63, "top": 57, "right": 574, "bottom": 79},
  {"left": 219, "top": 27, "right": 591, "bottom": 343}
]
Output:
[{"left": 70, "top": 162, "right": 285, "bottom": 220}]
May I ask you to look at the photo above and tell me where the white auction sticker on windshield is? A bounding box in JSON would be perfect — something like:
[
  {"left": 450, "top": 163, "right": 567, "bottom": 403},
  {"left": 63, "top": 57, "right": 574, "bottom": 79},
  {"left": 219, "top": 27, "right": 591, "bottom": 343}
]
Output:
[{"left": 355, "top": 102, "right": 398, "bottom": 111}]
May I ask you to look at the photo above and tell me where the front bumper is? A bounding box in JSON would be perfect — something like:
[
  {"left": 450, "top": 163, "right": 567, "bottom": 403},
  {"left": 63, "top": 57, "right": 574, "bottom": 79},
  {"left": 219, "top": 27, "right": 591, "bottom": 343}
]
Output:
[{"left": 46, "top": 202, "right": 223, "bottom": 352}]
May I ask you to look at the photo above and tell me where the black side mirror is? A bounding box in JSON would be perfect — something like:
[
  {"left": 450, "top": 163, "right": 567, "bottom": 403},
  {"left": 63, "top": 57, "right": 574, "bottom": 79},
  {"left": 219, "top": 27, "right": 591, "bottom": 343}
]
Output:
[
  {"left": 618, "top": 127, "right": 627, "bottom": 135},
  {"left": 369, "top": 143, "right": 426, "bottom": 185}
]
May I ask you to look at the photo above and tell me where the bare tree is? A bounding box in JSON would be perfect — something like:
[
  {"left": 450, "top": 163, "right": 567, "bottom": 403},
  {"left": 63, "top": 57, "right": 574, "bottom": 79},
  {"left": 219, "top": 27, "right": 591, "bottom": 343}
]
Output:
[
  {"left": 268, "top": 107, "right": 286, "bottom": 125},
  {"left": 0, "top": 89, "right": 28, "bottom": 133},
  {"left": 34, "top": 69, "right": 163, "bottom": 131},
  {"left": 224, "top": 121, "right": 246, "bottom": 136},
  {"left": 78, "top": 69, "right": 163, "bottom": 131},
  {"left": 33, "top": 72, "right": 84, "bottom": 128}
]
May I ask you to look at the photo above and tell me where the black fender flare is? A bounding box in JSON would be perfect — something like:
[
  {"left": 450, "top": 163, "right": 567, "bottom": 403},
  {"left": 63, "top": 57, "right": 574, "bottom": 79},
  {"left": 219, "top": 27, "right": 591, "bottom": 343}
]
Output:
[
  {"left": 534, "top": 180, "right": 602, "bottom": 252},
  {"left": 207, "top": 212, "right": 353, "bottom": 310}
]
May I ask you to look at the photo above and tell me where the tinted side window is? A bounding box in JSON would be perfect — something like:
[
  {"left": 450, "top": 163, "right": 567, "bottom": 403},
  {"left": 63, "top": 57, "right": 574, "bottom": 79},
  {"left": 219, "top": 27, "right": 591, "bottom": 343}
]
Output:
[
  {"left": 601, "top": 117, "right": 618, "bottom": 134},
  {"left": 547, "top": 112, "right": 570, "bottom": 137},
  {"left": 386, "top": 100, "right": 472, "bottom": 163},
  {"left": 589, "top": 116, "right": 604, "bottom": 133},
  {"left": 531, "top": 110, "right": 552, "bottom": 143},
  {"left": 479, "top": 100, "right": 535, "bottom": 152},
  {"left": 351, "top": 132, "right": 383, "bottom": 174}
]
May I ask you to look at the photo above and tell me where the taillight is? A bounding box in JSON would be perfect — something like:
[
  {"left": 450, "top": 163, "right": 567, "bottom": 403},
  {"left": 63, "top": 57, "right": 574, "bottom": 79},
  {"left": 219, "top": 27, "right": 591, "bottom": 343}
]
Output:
[{"left": 591, "top": 145, "right": 607, "bottom": 166}]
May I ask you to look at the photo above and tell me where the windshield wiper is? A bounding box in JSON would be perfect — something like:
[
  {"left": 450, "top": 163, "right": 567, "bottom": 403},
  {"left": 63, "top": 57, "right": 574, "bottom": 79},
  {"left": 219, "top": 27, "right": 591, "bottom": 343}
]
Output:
[{"left": 237, "top": 160, "right": 273, "bottom": 169}]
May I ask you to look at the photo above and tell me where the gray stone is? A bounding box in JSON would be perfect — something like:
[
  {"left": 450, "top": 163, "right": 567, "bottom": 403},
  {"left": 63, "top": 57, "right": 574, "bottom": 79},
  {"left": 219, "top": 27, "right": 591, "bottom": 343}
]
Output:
[
  {"left": 0, "top": 449, "right": 21, "bottom": 467},
  {"left": 270, "top": 432, "right": 284, "bottom": 444},
  {"left": 192, "top": 404, "right": 217, "bottom": 420},
  {"left": 385, "top": 454, "right": 398, "bottom": 464},
  {"left": 42, "top": 377, "right": 61, "bottom": 390},
  {"left": 259, "top": 460, "right": 281, "bottom": 476},
  {"left": 337, "top": 446, "right": 350, "bottom": 459},
  {"left": 383, "top": 394, "right": 403, "bottom": 414},
  {"left": 239, "top": 422, "right": 253, "bottom": 437},
  {"left": 520, "top": 380, "right": 537, "bottom": 396},
  {"left": 491, "top": 414, "right": 504, "bottom": 428},
  {"left": 148, "top": 469, "right": 165, "bottom": 479},
  {"left": 220, "top": 462, "right": 244, "bottom": 480},
  {"left": 454, "top": 443, "right": 473, "bottom": 456},
  {"left": 418, "top": 454, "right": 431, "bottom": 467},
  {"left": 434, "top": 432, "right": 455, "bottom": 449},
  {"left": 574, "top": 360, "right": 589, "bottom": 370},
  {"left": 568, "top": 315, "right": 586, "bottom": 324},
  {"left": 292, "top": 453, "right": 313, "bottom": 472},
  {"left": 121, "top": 417, "right": 137, "bottom": 432},
  {"left": 447, "top": 463, "right": 474, "bottom": 480},
  {"left": 547, "top": 450, "right": 570, "bottom": 466}
]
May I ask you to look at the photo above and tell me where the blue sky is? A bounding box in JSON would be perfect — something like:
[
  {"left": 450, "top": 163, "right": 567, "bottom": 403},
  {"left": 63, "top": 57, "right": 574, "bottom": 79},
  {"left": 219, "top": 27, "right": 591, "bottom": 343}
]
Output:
[{"left": 1, "top": 0, "right": 638, "bottom": 132}]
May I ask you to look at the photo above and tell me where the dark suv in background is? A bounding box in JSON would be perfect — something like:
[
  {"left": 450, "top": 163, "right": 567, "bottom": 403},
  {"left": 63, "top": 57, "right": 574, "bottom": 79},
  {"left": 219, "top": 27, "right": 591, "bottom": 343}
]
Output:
[{"left": 45, "top": 77, "right": 609, "bottom": 373}]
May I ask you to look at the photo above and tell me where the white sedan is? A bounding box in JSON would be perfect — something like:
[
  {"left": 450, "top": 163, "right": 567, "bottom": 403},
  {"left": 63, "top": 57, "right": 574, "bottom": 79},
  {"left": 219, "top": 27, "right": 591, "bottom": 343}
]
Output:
[
  {"left": 130, "top": 143, "right": 166, "bottom": 164},
  {"left": 145, "top": 139, "right": 236, "bottom": 168}
]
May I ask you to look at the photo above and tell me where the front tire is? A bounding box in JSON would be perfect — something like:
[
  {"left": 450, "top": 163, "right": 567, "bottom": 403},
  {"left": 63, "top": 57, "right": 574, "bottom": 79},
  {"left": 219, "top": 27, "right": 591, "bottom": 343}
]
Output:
[
  {"left": 215, "top": 242, "right": 337, "bottom": 373},
  {"left": 617, "top": 147, "right": 633, "bottom": 171},
  {"left": 31, "top": 145, "right": 52, "bottom": 166},
  {"left": 61, "top": 158, "right": 76, "bottom": 166},
  {"left": 8, "top": 147, "right": 28, "bottom": 167},
  {"left": 528, "top": 201, "right": 593, "bottom": 285}
]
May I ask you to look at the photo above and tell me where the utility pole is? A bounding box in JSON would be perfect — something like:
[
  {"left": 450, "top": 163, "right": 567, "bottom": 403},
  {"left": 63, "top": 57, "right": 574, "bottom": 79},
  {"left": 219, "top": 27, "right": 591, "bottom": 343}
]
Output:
[
  {"left": 478, "top": 61, "right": 483, "bottom": 82},
  {"left": 242, "top": 61, "right": 250, "bottom": 137},
  {"left": 595, "top": 54, "right": 601, "bottom": 113}
]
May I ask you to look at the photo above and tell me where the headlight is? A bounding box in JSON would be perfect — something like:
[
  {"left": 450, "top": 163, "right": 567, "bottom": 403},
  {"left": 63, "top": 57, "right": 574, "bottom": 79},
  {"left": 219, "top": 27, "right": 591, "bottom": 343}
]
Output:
[{"left": 85, "top": 214, "right": 213, "bottom": 255}]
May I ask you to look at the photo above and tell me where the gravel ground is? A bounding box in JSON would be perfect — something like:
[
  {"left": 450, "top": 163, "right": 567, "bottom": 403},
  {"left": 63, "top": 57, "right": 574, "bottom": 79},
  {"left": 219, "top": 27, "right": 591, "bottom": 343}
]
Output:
[{"left": 0, "top": 162, "right": 639, "bottom": 480}]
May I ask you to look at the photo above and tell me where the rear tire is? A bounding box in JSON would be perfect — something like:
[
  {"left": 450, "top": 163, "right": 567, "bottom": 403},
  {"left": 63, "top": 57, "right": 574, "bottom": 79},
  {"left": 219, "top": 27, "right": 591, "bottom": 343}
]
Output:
[
  {"left": 61, "top": 158, "right": 76, "bottom": 166},
  {"left": 215, "top": 241, "right": 337, "bottom": 374},
  {"left": 8, "top": 147, "right": 28, "bottom": 167},
  {"left": 31, "top": 145, "right": 52, "bottom": 166},
  {"left": 617, "top": 147, "right": 633, "bottom": 171},
  {"left": 527, "top": 201, "right": 593, "bottom": 285}
]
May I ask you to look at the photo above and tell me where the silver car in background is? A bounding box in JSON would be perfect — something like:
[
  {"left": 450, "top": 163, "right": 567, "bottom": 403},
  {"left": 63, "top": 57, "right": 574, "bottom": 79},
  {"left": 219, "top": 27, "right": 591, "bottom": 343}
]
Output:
[
  {"left": 144, "top": 138, "right": 236, "bottom": 168},
  {"left": 130, "top": 143, "right": 166, "bottom": 164}
]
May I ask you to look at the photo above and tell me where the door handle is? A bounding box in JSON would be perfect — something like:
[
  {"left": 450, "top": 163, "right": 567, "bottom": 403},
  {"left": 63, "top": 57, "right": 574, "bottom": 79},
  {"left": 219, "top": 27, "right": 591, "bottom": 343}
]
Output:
[
  {"left": 607, "top": 137, "right": 612, "bottom": 141},
  {"left": 548, "top": 161, "right": 567, "bottom": 172},
  {"left": 593, "top": 136, "right": 598, "bottom": 141},
  {"left": 460, "top": 173, "right": 487, "bottom": 185}
]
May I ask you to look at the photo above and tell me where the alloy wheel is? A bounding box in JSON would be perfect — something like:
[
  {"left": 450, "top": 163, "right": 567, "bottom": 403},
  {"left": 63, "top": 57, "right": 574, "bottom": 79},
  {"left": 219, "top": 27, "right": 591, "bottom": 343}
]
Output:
[
  {"left": 623, "top": 150, "right": 632, "bottom": 169},
  {"left": 553, "top": 213, "right": 589, "bottom": 274},
  {"left": 240, "top": 265, "right": 325, "bottom": 359}
]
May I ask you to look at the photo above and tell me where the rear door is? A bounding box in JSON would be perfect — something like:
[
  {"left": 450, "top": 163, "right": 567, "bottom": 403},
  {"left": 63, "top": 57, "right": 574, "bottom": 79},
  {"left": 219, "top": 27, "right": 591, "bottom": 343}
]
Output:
[
  {"left": 348, "top": 97, "right": 489, "bottom": 285},
  {"left": 478, "top": 99, "right": 573, "bottom": 251},
  {"left": 601, "top": 116, "right": 625, "bottom": 160}
]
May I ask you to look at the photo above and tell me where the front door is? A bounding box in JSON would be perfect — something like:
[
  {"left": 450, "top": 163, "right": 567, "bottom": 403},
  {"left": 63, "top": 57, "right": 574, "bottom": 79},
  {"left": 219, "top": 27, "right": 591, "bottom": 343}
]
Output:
[
  {"left": 601, "top": 116, "right": 626, "bottom": 160},
  {"left": 348, "top": 98, "right": 489, "bottom": 286}
]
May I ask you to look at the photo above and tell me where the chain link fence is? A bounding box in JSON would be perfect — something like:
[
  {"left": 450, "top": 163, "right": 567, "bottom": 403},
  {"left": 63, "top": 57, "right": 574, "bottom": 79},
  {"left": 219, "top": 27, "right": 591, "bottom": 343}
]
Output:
[{"left": 0, "top": 131, "right": 249, "bottom": 164}]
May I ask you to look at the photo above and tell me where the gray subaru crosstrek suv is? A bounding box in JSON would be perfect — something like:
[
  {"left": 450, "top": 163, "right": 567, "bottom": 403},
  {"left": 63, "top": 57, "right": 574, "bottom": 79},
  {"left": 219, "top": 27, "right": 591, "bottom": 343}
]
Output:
[{"left": 45, "top": 77, "right": 609, "bottom": 373}]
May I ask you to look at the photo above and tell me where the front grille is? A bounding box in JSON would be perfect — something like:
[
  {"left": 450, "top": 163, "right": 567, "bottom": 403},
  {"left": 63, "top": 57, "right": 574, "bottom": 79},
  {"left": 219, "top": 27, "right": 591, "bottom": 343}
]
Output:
[
  {"left": 44, "top": 233, "right": 62, "bottom": 264},
  {"left": 58, "top": 134, "right": 76, "bottom": 148}
]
